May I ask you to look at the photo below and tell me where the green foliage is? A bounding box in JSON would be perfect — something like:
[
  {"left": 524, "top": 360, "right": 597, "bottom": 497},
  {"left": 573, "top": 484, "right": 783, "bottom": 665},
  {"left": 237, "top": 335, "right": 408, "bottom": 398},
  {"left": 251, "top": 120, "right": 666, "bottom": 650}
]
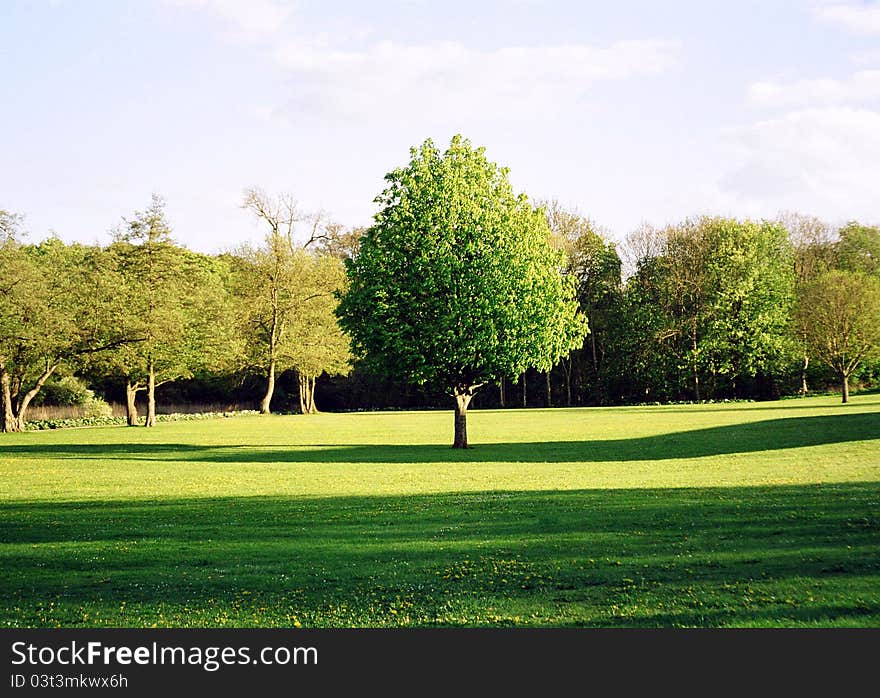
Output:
[
  {"left": 700, "top": 218, "right": 795, "bottom": 379},
  {"left": 796, "top": 270, "right": 880, "bottom": 380},
  {"left": 1, "top": 232, "right": 131, "bottom": 430},
  {"left": 235, "top": 246, "right": 350, "bottom": 377},
  {"left": 604, "top": 267, "right": 680, "bottom": 402},
  {"left": 25, "top": 409, "right": 259, "bottom": 430},
  {"left": 283, "top": 253, "right": 352, "bottom": 380},
  {"left": 31, "top": 375, "right": 113, "bottom": 417},
  {"left": 543, "top": 201, "right": 622, "bottom": 401},
  {"left": 106, "top": 196, "right": 236, "bottom": 387},
  {"left": 32, "top": 375, "right": 96, "bottom": 407},
  {"left": 610, "top": 217, "right": 795, "bottom": 401},
  {"left": 835, "top": 222, "right": 880, "bottom": 276},
  {"left": 234, "top": 189, "right": 351, "bottom": 413},
  {"left": 338, "top": 135, "right": 587, "bottom": 396}
]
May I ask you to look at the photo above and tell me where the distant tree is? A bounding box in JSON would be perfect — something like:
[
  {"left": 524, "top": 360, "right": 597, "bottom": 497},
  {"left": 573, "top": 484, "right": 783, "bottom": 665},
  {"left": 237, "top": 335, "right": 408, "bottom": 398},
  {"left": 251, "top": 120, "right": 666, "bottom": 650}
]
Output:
[
  {"left": 796, "top": 271, "right": 880, "bottom": 403},
  {"left": 610, "top": 217, "right": 794, "bottom": 402},
  {"left": 835, "top": 221, "right": 880, "bottom": 276},
  {"left": 542, "top": 200, "right": 620, "bottom": 405},
  {"left": 108, "top": 195, "right": 233, "bottom": 426},
  {"left": 645, "top": 219, "right": 717, "bottom": 400},
  {"left": 780, "top": 212, "right": 835, "bottom": 394},
  {"left": 317, "top": 223, "right": 365, "bottom": 261},
  {"left": 237, "top": 188, "right": 336, "bottom": 413},
  {"left": 285, "top": 254, "right": 352, "bottom": 413},
  {"left": 699, "top": 218, "right": 795, "bottom": 396},
  {"left": 610, "top": 249, "right": 679, "bottom": 403},
  {"left": 337, "top": 136, "right": 587, "bottom": 447},
  {"left": 0, "top": 210, "right": 24, "bottom": 241}
]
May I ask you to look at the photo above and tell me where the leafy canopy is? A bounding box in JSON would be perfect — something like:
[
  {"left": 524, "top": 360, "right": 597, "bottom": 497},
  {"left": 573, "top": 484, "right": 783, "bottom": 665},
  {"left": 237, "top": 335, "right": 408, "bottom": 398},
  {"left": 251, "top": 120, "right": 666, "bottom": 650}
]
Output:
[
  {"left": 337, "top": 135, "right": 587, "bottom": 394},
  {"left": 796, "top": 270, "right": 880, "bottom": 377}
]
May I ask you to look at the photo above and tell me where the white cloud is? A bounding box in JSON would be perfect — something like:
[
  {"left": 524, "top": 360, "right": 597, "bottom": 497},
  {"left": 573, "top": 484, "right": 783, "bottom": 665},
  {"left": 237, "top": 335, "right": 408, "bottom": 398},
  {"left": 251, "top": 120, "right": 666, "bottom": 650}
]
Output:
[
  {"left": 164, "top": 0, "right": 292, "bottom": 41},
  {"left": 748, "top": 70, "right": 880, "bottom": 107},
  {"left": 165, "top": 0, "right": 680, "bottom": 124},
  {"left": 275, "top": 39, "right": 682, "bottom": 123},
  {"left": 812, "top": 1, "right": 880, "bottom": 35},
  {"left": 851, "top": 48, "right": 880, "bottom": 64},
  {"left": 720, "top": 108, "right": 880, "bottom": 222}
]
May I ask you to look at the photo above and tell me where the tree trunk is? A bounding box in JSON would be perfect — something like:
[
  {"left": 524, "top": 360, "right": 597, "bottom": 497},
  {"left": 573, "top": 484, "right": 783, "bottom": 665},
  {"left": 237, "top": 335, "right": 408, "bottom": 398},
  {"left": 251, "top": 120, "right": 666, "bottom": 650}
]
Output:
[
  {"left": 521, "top": 372, "right": 527, "bottom": 408},
  {"left": 125, "top": 381, "right": 141, "bottom": 426},
  {"left": 562, "top": 358, "right": 573, "bottom": 407},
  {"left": 260, "top": 359, "right": 275, "bottom": 415},
  {"left": 1, "top": 367, "right": 19, "bottom": 433},
  {"left": 692, "top": 329, "right": 701, "bottom": 402},
  {"left": 452, "top": 389, "right": 473, "bottom": 449},
  {"left": 2, "top": 362, "right": 57, "bottom": 433},
  {"left": 298, "top": 374, "right": 318, "bottom": 414},
  {"left": 145, "top": 358, "right": 156, "bottom": 427},
  {"left": 545, "top": 370, "right": 552, "bottom": 407},
  {"left": 590, "top": 329, "right": 598, "bottom": 376},
  {"left": 841, "top": 373, "right": 849, "bottom": 404},
  {"left": 800, "top": 354, "right": 809, "bottom": 396},
  {"left": 499, "top": 377, "right": 505, "bottom": 408}
]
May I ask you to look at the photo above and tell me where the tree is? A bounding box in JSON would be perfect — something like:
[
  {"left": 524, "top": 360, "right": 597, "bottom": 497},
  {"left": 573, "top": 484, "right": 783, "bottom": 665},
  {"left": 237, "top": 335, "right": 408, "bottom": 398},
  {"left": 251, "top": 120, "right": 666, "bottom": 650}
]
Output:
[
  {"left": 609, "top": 248, "right": 680, "bottom": 403},
  {"left": 699, "top": 218, "right": 795, "bottom": 396},
  {"left": 0, "top": 234, "right": 130, "bottom": 432},
  {"left": 543, "top": 200, "right": 621, "bottom": 404},
  {"left": 607, "top": 217, "right": 794, "bottom": 403},
  {"left": 317, "top": 223, "right": 365, "bottom": 261},
  {"left": 108, "top": 195, "right": 233, "bottom": 426},
  {"left": 280, "top": 253, "right": 351, "bottom": 414},
  {"left": 238, "top": 188, "right": 333, "bottom": 414},
  {"left": 796, "top": 271, "right": 880, "bottom": 403},
  {"left": 781, "top": 213, "right": 835, "bottom": 394},
  {"left": 337, "top": 135, "right": 587, "bottom": 447},
  {"left": 835, "top": 221, "right": 880, "bottom": 276},
  {"left": 0, "top": 210, "right": 24, "bottom": 241}
]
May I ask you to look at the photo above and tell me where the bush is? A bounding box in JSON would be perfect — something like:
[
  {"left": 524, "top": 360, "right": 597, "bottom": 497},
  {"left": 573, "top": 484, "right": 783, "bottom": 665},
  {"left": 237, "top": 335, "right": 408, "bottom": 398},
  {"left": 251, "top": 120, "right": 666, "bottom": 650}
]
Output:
[
  {"left": 32, "top": 376, "right": 96, "bottom": 407},
  {"left": 25, "top": 410, "right": 259, "bottom": 430},
  {"left": 82, "top": 397, "right": 114, "bottom": 418}
]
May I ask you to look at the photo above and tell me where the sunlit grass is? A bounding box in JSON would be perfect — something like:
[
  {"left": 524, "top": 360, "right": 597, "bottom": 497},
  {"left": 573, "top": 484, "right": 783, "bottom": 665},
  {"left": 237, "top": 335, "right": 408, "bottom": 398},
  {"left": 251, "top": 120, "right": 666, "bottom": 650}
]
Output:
[{"left": 1, "top": 394, "right": 879, "bottom": 627}]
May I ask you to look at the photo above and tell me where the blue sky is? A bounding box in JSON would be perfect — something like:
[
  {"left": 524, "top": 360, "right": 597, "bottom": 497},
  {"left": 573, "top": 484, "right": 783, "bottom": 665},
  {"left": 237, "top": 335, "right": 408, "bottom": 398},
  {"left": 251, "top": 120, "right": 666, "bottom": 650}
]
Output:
[{"left": 2, "top": 0, "right": 879, "bottom": 251}]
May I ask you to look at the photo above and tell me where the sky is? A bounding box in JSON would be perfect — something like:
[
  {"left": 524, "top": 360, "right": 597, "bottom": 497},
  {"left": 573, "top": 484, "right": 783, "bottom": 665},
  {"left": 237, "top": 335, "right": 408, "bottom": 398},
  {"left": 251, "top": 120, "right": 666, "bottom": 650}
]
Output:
[{"left": 1, "top": 0, "right": 879, "bottom": 252}]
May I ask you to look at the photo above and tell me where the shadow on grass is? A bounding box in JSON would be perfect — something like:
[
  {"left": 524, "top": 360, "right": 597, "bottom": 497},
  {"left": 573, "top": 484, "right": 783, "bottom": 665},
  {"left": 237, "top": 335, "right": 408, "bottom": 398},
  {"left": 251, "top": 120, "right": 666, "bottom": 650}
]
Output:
[
  {"left": 1, "top": 482, "right": 878, "bottom": 627},
  {"left": 4, "top": 412, "right": 878, "bottom": 463}
]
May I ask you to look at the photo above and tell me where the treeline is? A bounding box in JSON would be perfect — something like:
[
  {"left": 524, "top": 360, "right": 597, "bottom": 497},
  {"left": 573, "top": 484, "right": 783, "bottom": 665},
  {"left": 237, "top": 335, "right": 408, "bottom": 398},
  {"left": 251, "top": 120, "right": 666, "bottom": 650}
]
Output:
[
  {"left": 0, "top": 192, "right": 351, "bottom": 432},
  {"left": 2, "top": 197, "right": 879, "bottom": 432},
  {"left": 543, "top": 209, "right": 880, "bottom": 407}
]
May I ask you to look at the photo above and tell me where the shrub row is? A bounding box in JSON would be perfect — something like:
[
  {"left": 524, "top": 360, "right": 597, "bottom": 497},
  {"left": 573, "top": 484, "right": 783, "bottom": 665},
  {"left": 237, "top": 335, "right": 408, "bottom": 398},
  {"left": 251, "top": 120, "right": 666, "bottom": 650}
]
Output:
[{"left": 25, "top": 410, "right": 260, "bottom": 431}]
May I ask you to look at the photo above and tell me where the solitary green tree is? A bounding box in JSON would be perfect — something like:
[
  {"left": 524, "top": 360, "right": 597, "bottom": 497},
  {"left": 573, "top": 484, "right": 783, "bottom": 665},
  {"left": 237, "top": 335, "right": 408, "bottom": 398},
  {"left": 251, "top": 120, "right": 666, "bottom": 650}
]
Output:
[
  {"left": 337, "top": 136, "right": 587, "bottom": 447},
  {"left": 796, "top": 270, "right": 880, "bottom": 403}
]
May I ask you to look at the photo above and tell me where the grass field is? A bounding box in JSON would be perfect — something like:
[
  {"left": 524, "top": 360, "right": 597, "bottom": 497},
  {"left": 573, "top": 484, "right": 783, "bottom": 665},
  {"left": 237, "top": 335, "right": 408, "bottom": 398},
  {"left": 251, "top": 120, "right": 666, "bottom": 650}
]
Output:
[{"left": 2, "top": 394, "right": 879, "bottom": 627}]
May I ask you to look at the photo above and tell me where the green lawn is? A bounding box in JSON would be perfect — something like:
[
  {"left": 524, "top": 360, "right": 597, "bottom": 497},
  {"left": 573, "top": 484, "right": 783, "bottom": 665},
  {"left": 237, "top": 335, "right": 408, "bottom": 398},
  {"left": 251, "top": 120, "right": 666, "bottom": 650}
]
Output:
[{"left": 2, "top": 395, "right": 879, "bottom": 627}]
